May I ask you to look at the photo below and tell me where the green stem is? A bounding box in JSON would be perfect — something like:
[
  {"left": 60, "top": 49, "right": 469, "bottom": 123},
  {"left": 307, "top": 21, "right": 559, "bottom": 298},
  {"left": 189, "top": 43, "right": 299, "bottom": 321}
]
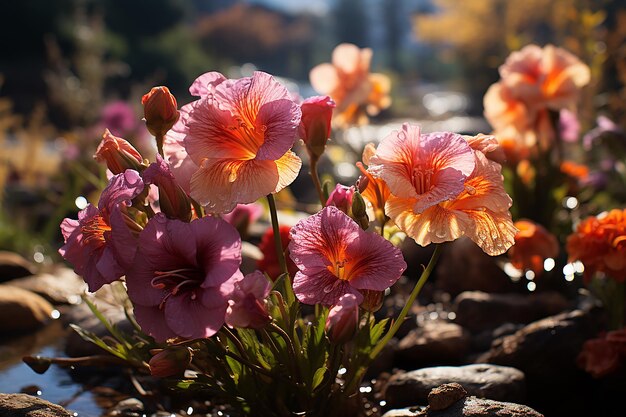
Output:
[
  {"left": 155, "top": 133, "right": 164, "bottom": 157},
  {"left": 369, "top": 244, "right": 442, "bottom": 360},
  {"left": 309, "top": 156, "right": 325, "bottom": 206},
  {"left": 267, "top": 194, "right": 295, "bottom": 305}
]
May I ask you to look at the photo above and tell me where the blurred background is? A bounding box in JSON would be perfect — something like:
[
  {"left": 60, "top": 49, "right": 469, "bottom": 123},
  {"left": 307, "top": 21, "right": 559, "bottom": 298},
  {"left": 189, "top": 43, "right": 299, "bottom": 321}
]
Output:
[{"left": 0, "top": 0, "right": 625, "bottom": 261}]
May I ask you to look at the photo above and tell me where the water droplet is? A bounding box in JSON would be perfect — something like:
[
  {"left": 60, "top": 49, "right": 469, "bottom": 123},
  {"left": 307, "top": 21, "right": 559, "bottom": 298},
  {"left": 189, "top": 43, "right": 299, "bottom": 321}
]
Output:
[
  {"left": 435, "top": 229, "right": 446, "bottom": 239},
  {"left": 323, "top": 284, "right": 333, "bottom": 293},
  {"left": 260, "top": 125, "right": 267, "bottom": 132},
  {"left": 465, "top": 185, "right": 476, "bottom": 195},
  {"left": 477, "top": 232, "right": 487, "bottom": 241}
]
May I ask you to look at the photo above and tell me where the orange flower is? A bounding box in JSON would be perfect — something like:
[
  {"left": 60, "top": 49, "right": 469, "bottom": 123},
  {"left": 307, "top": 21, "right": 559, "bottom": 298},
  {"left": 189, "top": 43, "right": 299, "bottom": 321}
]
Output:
[
  {"left": 566, "top": 209, "right": 626, "bottom": 283},
  {"left": 142, "top": 86, "right": 180, "bottom": 138},
  {"left": 356, "top": 143, "right": 391, "bottom": 223},
  {"left": 560, "top": 160, "right": 590, "bottom": 181},
  {"left": 309, "top": 43, "right": 391, "bottom": 127},
  {"left": 369, "top": 124, "right": 516, "bottom": 255},
  {"left": 508, "top": 219, "right": 559, "bottom": 276},
  {"left": 94, "top": 129, "right": 145, "bottom": 174},
  {"left": 500, "top": 44, "right": 590, "bottom": 111}
]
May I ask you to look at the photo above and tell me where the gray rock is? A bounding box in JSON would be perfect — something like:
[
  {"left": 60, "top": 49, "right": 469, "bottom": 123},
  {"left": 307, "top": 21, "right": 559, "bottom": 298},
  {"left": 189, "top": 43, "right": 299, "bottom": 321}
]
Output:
[
  {"left": 382, "top": 408, "right": 423, "bottom": 417},
  {"left": 384, "top": 364, "right": 526, "bottom": 408},
  {"left": 415, "top": 396, "right": 544, "bottom": 417},
  {"left": 0, "top": 393, "right": 72, "bottom": 417},
  {"left": 396, "top": 321, "right": 471, "bottom": 367},
  {"left": 0, "top": 285, "right": 54, "bottom": 334},
  {"left": 8, "top": 267, "right": 86, "bottom": 305},
  {"left": 453, "top": 291, "right": 570, "bottom": 332}
]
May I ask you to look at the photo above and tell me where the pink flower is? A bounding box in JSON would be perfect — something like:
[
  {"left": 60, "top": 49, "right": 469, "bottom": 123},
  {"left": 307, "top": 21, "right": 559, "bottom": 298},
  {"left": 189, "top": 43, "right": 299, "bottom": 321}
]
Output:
[
  {"left": 222, "top": 203, "right": 264, "bottom": 233},
  {"left": 326, "top": 184, "right": 355, "bottom": 215},
  {"left": 126, "top": 214, "right": 242, "bottom": 341},
  {"left": 59, "top": 170, "right": 144, "bottom": 292},
  {"left": 369, "top": 124, "right": 516, "bottom": 255},
  {"left": 143, "top": 154, "right": 193, "bottom": 222},
  {"left": 326, "top": 294, "right": 359, "bottom": 344},
  {"left": 164, "top": 71, "right": 302, "bottom": 213},
  {"left": 225, "top": 271, "right": 271, "bottom": 329},
  {"left": 298, "top": 95, "right": 335, "bottom": 158},
  {"left": 289, "top": 206, "right": 406, "bottom": 306},
  {"left": 100, "top": 101, "right": 139, "bottom": 137},
  {"left": 578, "top": 336, "right": 623, "bottom": 378}
]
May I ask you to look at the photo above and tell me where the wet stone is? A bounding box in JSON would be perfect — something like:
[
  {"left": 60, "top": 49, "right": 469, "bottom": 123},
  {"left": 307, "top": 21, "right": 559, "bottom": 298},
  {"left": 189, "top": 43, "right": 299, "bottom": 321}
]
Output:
[
  {"left": 415, "top": 396, "right": 544, "bottom": 417},
  {"left": 8, "top": 267, "right": 86, "bottom": 305},
  {"left": 396, "top": 321, "right": 471, "bottom": 368},
  {"left": 384, "top": 364, "right": 526, "bottom": 409},
  {"left": 0, "top": 393, "right": 73, "bottom": 417},
  {"left": 0, "top": 285, "right": 54, "bottom": 335},
  {"left": 428, "top": 383, "right": 467, "bottom": 411}
]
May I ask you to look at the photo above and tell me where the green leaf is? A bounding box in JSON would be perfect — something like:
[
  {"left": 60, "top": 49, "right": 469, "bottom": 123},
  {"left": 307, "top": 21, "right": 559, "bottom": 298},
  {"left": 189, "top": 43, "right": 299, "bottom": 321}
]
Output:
[{"left": 311, "top": 367, "right": 327, "bottom": 391}]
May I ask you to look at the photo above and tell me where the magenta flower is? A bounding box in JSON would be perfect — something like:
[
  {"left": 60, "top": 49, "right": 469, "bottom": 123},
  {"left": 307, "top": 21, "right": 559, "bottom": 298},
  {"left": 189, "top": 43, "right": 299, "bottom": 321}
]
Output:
[
  {"left": 225, "top": 271, "right": 272, "bottom": 329},
  {"left": 59, "top": 170, "right": 144, "bottom": 292},
  {"left": 326, "top": 184, "right": 355, "bottom": 215},
  {"left": 125, "top": 214, "right": 242, "bottom": 341},
  {"left": 222, "top": 203, "right": 264, "bottom": 230},
  {"left": 289, "top": 206, "right": 406, "bottom": 306},
  {"left": 164, "top": 71, "right": 302, "bottom": 213},
  {"left": 101, "top": 101, "right": 139, "bottom": 137},
  {"left": 326, "top": 294, "right": 359, "bottom": 344}
]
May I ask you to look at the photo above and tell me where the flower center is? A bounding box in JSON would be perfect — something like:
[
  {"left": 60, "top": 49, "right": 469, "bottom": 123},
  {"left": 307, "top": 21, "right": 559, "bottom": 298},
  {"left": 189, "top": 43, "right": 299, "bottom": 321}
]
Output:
[
  {"left": 412, "top": 167, "right": 434, "bottom": 195},
  {"left": 231, "top": 117, "right": 265, "bottom": 158},
  {"left": 81, "top": 215, "right": 111, "bottom": 248},
  {"left": 151, "top": 267, "right": 204, "bottom": 309}
]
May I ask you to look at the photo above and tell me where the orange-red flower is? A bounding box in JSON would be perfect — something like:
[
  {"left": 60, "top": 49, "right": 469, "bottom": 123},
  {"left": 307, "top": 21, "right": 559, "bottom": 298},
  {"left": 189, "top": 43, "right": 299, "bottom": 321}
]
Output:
[
  {"left": 508, "top": 219, "right": 559, "bottom": 276},
  {"left": 309, "top": 43, "right": 391, "bottom": 127},
  {"left": 142, "top": 86, "right": 180, "bottom": 138},
  {"left": 369, "top": 124, "right": 516, "bottom": 255},
  {"left": 94, "top": 129, "right": 145, "bottom": 174},
  {"left": 566, "top": 209, "right": 626, "bottom": 283}
]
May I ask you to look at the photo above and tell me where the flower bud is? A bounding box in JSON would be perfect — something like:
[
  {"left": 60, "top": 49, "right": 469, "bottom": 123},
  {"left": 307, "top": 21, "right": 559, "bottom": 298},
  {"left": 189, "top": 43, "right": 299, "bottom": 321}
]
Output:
[
  {"left": 299, "top": 96, "right": 335, "bottom": 159},
  {"left": 149, "top": 347, "right": 192, "bottom": 378},
  {"left": 226, "top": 271, "right": 272, "bottom": 329},
  {"left": 326, "top": 294, "right": 359, "bottom": 344},
  {"left": 351, "top": 190, "right": 369, "bottom": 230},
  {"left": 326, "top": 184, "right": 354, "bottom": 215},
  {"left": 143, "top": 154, "right": 193, "bottom": 222},
  {"left": 142, "top": 86, "right": 179, "bottom": 138},
  {"left": 94, "top": 129, "right": 144, "bottom": 174}
]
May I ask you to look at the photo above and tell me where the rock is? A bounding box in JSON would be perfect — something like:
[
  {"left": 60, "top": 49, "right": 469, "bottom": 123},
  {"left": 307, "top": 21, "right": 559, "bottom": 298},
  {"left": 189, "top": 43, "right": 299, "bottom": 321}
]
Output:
[
  {"left": 0, "top": 251, "right": 35, "bottom": 283},
  {"left": 475, "top": 308, "right": 603, "bottom": 416},
  {"left": 63, "top": 296, "right": 132, "bottom": 357},
  {"left": 428, "top": 383, "right": 467, "bottom": 411},
  {"left": 8, "top": 267, "right": 86, "bottom": 305},
  {"left": 415, "top": 396, "right": 544, "bottom": 417},
  {"left": 0, "top": 285, "right": 54, "bottom": 334},
  {"left": 382, "top": 408, "right": 423, "bottom": 417},
  {"left": 396, "top": 321, "right": 471, "bottom": 368},
  {"left": 384, "top": 364, "right": 526, "bottom": 408},
  {"left": 453, "top": 291, "right": 570, "bottom": 332},
  {"left": 476, "top": 309, "right": 601, "bottom": 381},
  {"left": 0, "top": 393, "right": 72, "bottom": 417},
  {"left": 435, "top": 238, "right": 516, "bottom": 296},
  {"left": 472, "top": 323, "right": 524, "bottom": 352},
  {"left": 103, "top": 398, "right": 144, "bottom": 417}
]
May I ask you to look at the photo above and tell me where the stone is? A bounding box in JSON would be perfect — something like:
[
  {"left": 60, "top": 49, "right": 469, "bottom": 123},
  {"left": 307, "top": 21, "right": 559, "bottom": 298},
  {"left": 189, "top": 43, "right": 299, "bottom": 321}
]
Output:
[
  {"left": 382, "top": 408, "right": 423, "bottom": 417},
  {"left": 8, "top": 267, "right": 86, "bottom": 305},
  {"left": 453, "top": 291, "right": 570, "bottom": 332},
  {"left": 435, "top": 238, "right": 516, "bottom": 296},
  {"left": 0, "top": 251, "right": 35, "bottom": 283},
  {"left": 396, "top": 321, "right": 471, "bottom": 368},
  {"left": 0, "top": 285, "right": 54, "bottom": 334},
  {"left": 476, "top": 309, "right": 602, "bottom": 381},
  {"left": 384, "top": 364, "right": 526, "bottom": 409},
  {"left": 415, "top": 396, "right": 544, "bottom": 417},
  {"left": 428, "top": 383, "right": 467, "bottom": 411},
  {"left": 0, "top": 393, "right": 72, "bottom": 417}
]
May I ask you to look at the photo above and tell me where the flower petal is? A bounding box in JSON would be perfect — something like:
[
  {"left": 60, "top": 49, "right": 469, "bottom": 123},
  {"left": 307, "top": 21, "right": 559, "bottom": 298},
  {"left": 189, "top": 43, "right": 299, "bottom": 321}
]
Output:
[
  {"left": 164, "top": 291, "right": 227, "bottom": 339},
  {"left": 133, "top": 304, "right": 177, "bottom": 342},
  {"left": 293, "top": 269, "right": 363, "bottom": 306}
]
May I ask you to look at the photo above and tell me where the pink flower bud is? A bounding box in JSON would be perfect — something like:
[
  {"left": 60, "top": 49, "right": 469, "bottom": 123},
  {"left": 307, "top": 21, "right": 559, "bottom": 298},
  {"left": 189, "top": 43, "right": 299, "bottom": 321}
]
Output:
[
  {"left": 149, "top": 347, "right": 192, "bottom": 378},
  {"left": 299, "top": 96, "right": 335, "bottom": 159},
  {"left": 226, "top": 271, "right": 272, "bottom": 329},
  {"left": 359, "top": 289, "right": 384, "bottom": 313},
  {"left": 143, "top": 154, "right": 193, "bottom": 222},
  {"left": 94, "top": 129, "right": 144, "bottom": 174},
  {"left": 142, "top": 86, "right": 180, "bottom": 138},
  {"left": 326, "top": 294, "right": 359, "bottom": 344},
  {"left": 326, "top": 184, "right": 354, "bottom": 215}
]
